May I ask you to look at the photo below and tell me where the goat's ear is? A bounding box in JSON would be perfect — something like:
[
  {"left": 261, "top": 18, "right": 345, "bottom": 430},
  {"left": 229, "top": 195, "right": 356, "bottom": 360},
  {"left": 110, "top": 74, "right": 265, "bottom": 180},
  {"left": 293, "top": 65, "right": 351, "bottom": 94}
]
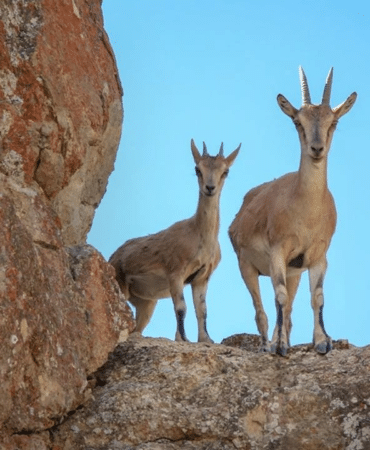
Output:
[
  {"left": 191, "top": 139, "right": 201, "bottom": 164},
  {"left": 277, "top": 94, "right": 298, "bottom": 118},
  {"left": 226, "top": 143, "right": 241, "bottom": 167},
  {"left": 333, "top": 92, "right": 357, "bottom": 119}
]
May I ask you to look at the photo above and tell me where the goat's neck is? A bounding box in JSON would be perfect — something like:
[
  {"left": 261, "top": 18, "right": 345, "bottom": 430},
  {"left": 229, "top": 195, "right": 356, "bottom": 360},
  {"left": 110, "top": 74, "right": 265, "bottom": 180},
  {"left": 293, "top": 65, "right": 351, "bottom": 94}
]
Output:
[
  {"left": 296, "top": 152, "right": 329, "bottom": 203},
  {"left": 194, "top": 192, "right": 220, "bottom": 242}
]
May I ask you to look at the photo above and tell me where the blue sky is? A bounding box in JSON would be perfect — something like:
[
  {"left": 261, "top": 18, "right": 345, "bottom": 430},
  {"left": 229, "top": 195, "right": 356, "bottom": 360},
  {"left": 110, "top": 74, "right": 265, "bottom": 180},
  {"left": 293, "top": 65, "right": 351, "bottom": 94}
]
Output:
[{"left": 88, "top": 1, "right": 370, "bottom": 347}]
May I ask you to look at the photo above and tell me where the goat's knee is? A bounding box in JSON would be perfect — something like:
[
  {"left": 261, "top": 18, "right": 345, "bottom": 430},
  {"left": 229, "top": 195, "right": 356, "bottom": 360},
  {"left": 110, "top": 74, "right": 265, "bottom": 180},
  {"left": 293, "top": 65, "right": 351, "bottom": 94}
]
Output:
[{"left": 172, "top": 293, "right": 189, "bottom": 342}]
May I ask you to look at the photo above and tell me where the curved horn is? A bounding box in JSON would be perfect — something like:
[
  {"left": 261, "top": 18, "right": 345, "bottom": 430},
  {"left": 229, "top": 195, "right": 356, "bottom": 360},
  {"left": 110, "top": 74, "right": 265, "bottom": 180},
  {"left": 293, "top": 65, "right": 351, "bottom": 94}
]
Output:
[
  {"left": 299, "top": 66, "right": 311, "bottom": 105},
  {"left": 322, "top": 67, "right": 333, "bottom": 106},
  {"left": 202, "top": 142, "right": 209, "bottom": 156},
  {"left": 218, "top": 142, "right": 224, "bottom": 157}
]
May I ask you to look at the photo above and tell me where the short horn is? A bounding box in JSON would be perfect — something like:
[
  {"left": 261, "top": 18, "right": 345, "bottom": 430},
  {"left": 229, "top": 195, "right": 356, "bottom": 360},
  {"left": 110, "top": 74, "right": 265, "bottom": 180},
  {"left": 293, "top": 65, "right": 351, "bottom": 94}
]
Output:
[
  {"left": 202, "top": 142, "right": 209, "bottom": 156},
  {"left": 218, "top": 142, "right": 224, "bottom": 157},
  {"left": 322, "top": 67, "right": 333, "bottom": 106},
  {"left": 299, "top": 66, "right": 311, "bottom": 105}
]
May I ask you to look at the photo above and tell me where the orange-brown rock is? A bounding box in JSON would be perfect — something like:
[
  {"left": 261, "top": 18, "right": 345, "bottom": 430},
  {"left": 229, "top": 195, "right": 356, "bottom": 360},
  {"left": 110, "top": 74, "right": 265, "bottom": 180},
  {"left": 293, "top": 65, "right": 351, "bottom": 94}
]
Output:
[
  {"left": 0, "top": 0, "right": 134, "bottom": 440},
  {"left": 0, "top": 180, "right": 134, "bottom": 433},
  {"left": 0, "top": 0, "right": 123, "bottom": 245}
]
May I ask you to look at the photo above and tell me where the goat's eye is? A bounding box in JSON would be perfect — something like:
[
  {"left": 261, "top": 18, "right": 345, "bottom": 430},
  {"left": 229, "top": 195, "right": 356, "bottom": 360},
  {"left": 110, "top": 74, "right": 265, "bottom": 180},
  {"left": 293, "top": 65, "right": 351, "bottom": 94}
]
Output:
[
  {"left": 327, "top": 121, "right": 338, "bottom": 136},
  {"left": 293, "top": 120, "right": 301, "bottom": 128},
  {"left": 195, "top": 167, "right": 201, "bottom": 177},
  {"left": 222, "top": 169, "right": 229, "bottom": 178}
]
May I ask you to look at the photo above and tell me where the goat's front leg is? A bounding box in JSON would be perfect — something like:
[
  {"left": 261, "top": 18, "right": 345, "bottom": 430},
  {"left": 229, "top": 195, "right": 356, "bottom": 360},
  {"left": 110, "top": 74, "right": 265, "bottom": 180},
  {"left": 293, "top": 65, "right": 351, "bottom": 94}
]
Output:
[
  {"left": 270, "top": 250, "right": 291, "bottom": 356},
  {"left": 285, "top": 274, "right": 301, "bottom": 344},
  {"left": 238, "top": 255, "right": 269, "bottom": 352},
  {"left": 170, "top": 278, "right": 189, "bottom": 342},
  {"left": 191, "top": 281, "right": 213, "bottom": 344},
  {"left": 309, "top": 259, "right": 332, "bottom": 354}
]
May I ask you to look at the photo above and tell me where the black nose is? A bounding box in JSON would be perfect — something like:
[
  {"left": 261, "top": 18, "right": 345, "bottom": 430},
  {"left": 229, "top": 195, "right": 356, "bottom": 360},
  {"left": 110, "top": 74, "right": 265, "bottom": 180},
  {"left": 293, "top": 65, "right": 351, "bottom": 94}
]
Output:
[
  {"left": 206, "top": 185, "right": 215, "bottom": 194},
  {"left": 311, "top": 146, "right": 324, "bottom": 157}
]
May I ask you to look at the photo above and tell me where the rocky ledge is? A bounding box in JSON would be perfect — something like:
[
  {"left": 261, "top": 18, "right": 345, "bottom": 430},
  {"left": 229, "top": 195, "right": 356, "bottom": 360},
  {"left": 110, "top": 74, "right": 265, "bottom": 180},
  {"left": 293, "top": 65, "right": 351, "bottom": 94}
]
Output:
[{"left": 6, "top": 334, "right": 368, "bottom": 450}]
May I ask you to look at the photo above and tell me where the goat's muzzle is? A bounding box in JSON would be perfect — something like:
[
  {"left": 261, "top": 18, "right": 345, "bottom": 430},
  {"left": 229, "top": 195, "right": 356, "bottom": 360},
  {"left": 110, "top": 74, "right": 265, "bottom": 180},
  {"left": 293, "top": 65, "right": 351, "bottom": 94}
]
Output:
[{"left": 205, "top": 185, "right": 216, "bottom": 196}]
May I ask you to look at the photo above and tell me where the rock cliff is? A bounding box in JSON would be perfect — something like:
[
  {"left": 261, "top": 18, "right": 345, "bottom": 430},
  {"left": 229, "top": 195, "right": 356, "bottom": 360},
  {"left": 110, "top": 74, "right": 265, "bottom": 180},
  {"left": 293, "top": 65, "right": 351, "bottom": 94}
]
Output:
[
  {"left": 0, "top": 0, "right": 134, "bottom": 445},
  {"left": 1, "top": 1, "right": 370, "bottom": 450},
  {"left": 0, "top": 0, "right": 122, "bottom": 246}
]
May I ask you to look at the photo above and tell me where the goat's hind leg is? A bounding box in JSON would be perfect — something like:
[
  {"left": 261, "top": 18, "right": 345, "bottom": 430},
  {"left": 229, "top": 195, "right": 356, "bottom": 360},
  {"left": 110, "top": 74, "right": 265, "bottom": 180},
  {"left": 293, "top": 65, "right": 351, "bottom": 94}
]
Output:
[
  {"left": 238, "top": 256, "right": 269, "bottom": 352},
  {"left": 191, "top": 281, "right": 213, "bottom": 344},
  {"left": 129, "top": 296, "right": 158, "bottom": 335}
]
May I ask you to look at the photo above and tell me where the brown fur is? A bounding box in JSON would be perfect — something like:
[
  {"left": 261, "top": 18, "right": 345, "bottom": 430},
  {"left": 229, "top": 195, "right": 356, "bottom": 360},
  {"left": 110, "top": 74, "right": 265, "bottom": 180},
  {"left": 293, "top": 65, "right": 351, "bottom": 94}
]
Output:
[
  {"left": 229, "top": 68, "right": 356, "bottom": 355},
  {"left": 110, "top": 140, "right": 240, "bottom": 342}
]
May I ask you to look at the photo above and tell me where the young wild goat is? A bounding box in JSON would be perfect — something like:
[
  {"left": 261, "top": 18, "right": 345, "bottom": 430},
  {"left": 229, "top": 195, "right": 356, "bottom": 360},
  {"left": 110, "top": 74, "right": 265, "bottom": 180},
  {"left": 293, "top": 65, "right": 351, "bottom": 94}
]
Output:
[
  {"left": 229, "top": 67, "right": 356, "bottom": 356},
  {"left": 110, "top": 140, "right": 240, "bottom": 343}
]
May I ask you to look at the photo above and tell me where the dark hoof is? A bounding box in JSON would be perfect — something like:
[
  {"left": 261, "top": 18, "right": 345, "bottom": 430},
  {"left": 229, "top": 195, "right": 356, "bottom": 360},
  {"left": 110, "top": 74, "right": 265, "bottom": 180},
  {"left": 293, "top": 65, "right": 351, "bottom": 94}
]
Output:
[
  {"left": 271, "top": 343, "right": 289, "bottom": 357},
  {"left": 278, "top": 345, "right": 289, "bottom": 357},
  {"left": 259, "top": 343, "right": 271, "bottom": 353},
  {"left": 315, "top": 340, "right": 332, "bottom": 354}
]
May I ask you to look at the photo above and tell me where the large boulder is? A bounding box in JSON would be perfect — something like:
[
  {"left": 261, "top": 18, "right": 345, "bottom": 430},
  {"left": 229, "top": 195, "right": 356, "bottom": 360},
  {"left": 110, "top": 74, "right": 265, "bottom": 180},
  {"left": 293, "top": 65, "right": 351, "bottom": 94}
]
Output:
[
  {"left": 0, "top": 0, "right": 123, "bottom": 245},
  {"left": 0, "top": 0, "right": 134, "bottom": 441}
]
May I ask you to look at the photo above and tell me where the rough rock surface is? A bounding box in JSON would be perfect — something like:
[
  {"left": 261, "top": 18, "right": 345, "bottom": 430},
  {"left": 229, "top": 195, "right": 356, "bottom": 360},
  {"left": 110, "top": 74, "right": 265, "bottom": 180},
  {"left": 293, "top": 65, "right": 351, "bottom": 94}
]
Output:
[
  {"left": 2, "top": 1, "right": 370, "bottom": 449},
  {"left": 0, "top": 0, "right": 135, "bottom": 443},
  {"left": 0, "top": 220, "right": 134, "bottom": 434},
  {"left": 0, "top": 0, "right": 123, "bottom": 245},
  {"left": 43, "top": 334, "right": 370, "bottom": 450}
]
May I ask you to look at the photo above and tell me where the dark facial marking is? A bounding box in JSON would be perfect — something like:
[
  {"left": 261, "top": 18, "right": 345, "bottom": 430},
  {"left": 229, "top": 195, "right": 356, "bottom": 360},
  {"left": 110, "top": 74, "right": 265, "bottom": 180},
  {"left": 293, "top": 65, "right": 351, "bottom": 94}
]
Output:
[
  {"left": 288, "top": 253, "right": 304, "bottom": 269},
  {"left": 313, "top": 124, "right": 320, "bottom": 143}
]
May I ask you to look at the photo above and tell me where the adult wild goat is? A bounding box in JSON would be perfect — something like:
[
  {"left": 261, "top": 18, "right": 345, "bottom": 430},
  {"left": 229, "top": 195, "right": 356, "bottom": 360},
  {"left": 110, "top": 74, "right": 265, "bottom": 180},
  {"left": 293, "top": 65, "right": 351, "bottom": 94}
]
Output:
[
  {"left": 110, "top": 139, "right": 240, "bottom": 343},
  {"left": 229, "top": 67, "right": 356, "bottom": 356}
]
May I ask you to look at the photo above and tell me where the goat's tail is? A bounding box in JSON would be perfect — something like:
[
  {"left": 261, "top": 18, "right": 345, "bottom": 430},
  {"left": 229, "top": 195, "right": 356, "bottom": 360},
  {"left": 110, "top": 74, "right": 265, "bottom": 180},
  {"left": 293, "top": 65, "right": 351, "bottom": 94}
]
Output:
[
  {"left": 109, "top": 252, "right": 130, "bottom": 300},
  {"left": 114, "top": 264, "right": 130, "bottom": 299}
]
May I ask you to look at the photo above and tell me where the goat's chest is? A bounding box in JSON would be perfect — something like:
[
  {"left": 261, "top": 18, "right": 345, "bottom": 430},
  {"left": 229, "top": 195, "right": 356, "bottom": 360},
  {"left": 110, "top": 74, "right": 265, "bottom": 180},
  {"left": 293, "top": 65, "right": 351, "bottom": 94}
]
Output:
[
  {"left": 184, "top": 240, "right": 220, "bottom": 284},
  {"left": 286, "top": 210, "right": 336, "bottom": 269},
  {"left": 267, "top": 195, "right": 336, "bottom": 269}
]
